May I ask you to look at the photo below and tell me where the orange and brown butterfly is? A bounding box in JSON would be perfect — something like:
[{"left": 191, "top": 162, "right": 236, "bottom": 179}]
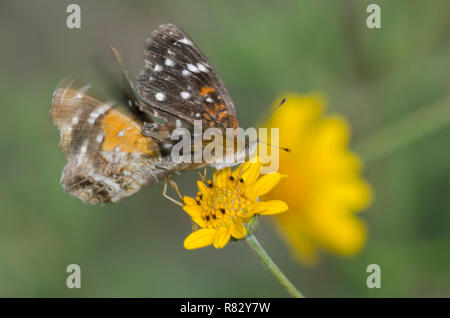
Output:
[{"left": 50, "top": 23, "right": 243, "bottom": 204}]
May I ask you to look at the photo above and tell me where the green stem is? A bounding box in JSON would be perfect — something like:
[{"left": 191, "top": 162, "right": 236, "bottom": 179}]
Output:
[
  {"left": 352, "top": 95, "right": 450, "bottom": 163},
  {"left": 245, "top": 234, "right": 304, "bottom": 298}
]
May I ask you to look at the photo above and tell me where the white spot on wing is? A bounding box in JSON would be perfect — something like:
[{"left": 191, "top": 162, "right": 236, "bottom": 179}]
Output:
[
  {"left": 197, "top": 63, "right": 208, "bottom": 72},
  {"left": 88, "top": 104, "right": 110, "bottom": 125},
  {"left": 179, "top": 37, "right": 193, "bottom": 46},
  {"left": 87, "top": 115, "right": 97, "bottom": 125},
  {"left": 114, "top": 145, "right": 121, "bottom": 152},
  {"left": 180, "top": 91, "right": 191, "bottom": 99},
  {"left": 165, "top": 58, "right": 175, "bottom": 67},
  {"left": 117, "top": 130, "right": 124, "bottom": 137},
  {"left": 187, "top": 63, "right": 200, "bottom": 73},
  {"left": 80, "top": 140, "right": 89, "bottom": 154},
  {"left": 182, "top": 69, "right": 191, "bottom": 76},
  {"left": 206, "top": 97, "right": 213, "bottom": 103},
  {"left": 71, "top": 116, "right": 79, "bottom": 125},
  {"left": 154, "top": 64, "right": 163, "bottom": 72},
  {"left": 155, "top": 92, "right": 166, "bottom": 101},
  {"left": 96, "top": 134, "right": 104, "bottom": 143}
]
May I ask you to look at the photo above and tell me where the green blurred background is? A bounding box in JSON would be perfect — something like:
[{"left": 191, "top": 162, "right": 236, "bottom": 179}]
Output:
[{"left": 1, "top": 0, "right": 449, "bottom": 297}]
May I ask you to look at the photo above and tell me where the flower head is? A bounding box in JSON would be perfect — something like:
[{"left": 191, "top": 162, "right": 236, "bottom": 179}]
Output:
[
  {"left": 182, "top": 160, "right": 288, "bottom": 249},
  {"left": 264, "top": 93, "right": 372, "bottom": 265}
]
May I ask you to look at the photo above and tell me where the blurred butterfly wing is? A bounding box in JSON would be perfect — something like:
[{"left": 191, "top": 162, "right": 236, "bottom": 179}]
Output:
[{"left": 51, "top": 80, "right": 168, "bottom": 204}]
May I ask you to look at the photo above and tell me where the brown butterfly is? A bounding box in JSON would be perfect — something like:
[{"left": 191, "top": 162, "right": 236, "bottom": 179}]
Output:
[{"left": 51, "top": 24, "right": 246, "bottom": 204}]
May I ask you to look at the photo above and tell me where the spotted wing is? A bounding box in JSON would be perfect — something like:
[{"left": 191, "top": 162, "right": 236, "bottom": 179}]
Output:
[
  {"left": 50, "top": 80, "right": 169, "bottom": 204},
  {"left": 136, "top": 23, "right": 239, "bottom": 130}
]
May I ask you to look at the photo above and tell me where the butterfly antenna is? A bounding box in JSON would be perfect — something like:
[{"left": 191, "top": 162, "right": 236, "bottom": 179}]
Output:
[
  {"left": 269, "top": 97, "right": 287, "bottom": 118},
  {"left": 257, "top": 97, "right": 287, "bottom": 127},
  {"left": 256, "top": 138, "right": 291, "bottom": 153},
  {"left": 109, "top": 44, "right": 137, "bottom": 97}
]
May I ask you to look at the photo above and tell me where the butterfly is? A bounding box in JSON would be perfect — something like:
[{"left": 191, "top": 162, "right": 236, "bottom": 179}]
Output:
[{"left": 51, "top": 23, "right": 248, "bottom": 204}]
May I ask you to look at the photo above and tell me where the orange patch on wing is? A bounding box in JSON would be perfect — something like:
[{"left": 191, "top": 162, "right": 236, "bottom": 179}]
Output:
[
  {"left": 214, "top": 103, "right": 226, "bottom": 111},
  {"left": 205, "top": 107, "right": 217, "bottom": 117},
  {"left": 218, "top": 112, "right": 228, "bottom": 121},
  {"left": 101, "top": 110, "right": 155, "bottom": 155},
  {"left": 199, "top": 87, "right": 216, "bottom": 96}
]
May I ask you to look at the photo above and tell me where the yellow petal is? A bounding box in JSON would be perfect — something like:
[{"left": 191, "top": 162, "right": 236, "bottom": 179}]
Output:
[
  {"left": 248, "top": 202, "right": 267, "bottom": 215},
  {"left": 213, "top": 228, "right": 231, "bottom": 249},
  {"left": 265, "top": 94, "right": 325, "bottom": 146},
  {"left": 184, "top": 229, "right": 216, "bottom": 250},
  {"left": 231, "top": 163, "right": 246, "bottom": 180},
  {"left": 192, "top": 217, "right": 206, "bottom": 228},
  {"left": 183, "top": 196, "right": 197, "bottom": 207},
  {"left": 240, "top": 160, "right": 261, "bottom": 184},
  {"left": 230, "top": 222, "right": 247, "bottom": 239},
  {"left": 310, "top": 210, "right": 367, "bottom": 256},
  {"left": 215, "top": 167, "right": 231, "bottom": 188},
  {"left": 212, "top": 169, "right": 219, "bottom": 184},
  {"left": 253, "top": 173, "right": 285, "bottom": 196},
  {"left": 182, "top": 204, "right": 202, "bottom": 218},
  {"left": 315, "top": 115, "right": 350, "bottom": 148},
  {"left": 243, "top": 187, "right": 257, "bottom": 202},
  {"left": 330, "top": 179, "right": 373, "bottom": 211},
  {"left": 259, "top": 200, "right": 288, "bottom": 215},
  {"left": 197, "top": 180, "right": 211, "bottom": 197}
]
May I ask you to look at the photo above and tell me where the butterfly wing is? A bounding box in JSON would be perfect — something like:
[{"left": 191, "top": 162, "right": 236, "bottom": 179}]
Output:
[
  {"left": 51, "top": 80, "right": 169, "bottom": 204},
  {"left": 136, "top": 23, "right": 239, "bottom": 130}
]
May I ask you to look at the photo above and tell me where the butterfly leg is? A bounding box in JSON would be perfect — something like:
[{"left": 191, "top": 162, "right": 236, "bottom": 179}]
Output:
[
  {"left": 167, "top": 177, "right": 183, "bottom": 201},
  {"left": 162, "top": 178, "right": 183, "bottom": 206},
  {"left": 196, "top": 167, "right": 207, "bottom": 182}
]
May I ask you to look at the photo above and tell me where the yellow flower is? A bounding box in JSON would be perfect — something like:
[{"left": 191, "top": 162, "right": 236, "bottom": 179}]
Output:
[
  {"left": 182, "top": 160, "right": 288, "bottom": 250},
  {"left": 264, "top": 93, "right": 372, "bottom": 265}
]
